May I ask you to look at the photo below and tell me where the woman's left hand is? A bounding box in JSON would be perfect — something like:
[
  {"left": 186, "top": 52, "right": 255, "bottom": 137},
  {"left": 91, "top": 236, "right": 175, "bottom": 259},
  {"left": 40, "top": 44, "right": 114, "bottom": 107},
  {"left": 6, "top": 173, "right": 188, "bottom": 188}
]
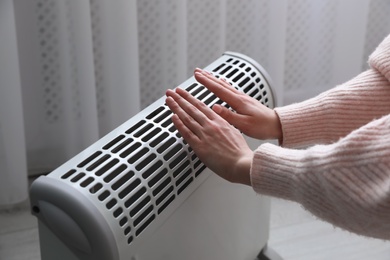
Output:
[{"left": 165, "top": 87, "right": 253, "bottom": 186}]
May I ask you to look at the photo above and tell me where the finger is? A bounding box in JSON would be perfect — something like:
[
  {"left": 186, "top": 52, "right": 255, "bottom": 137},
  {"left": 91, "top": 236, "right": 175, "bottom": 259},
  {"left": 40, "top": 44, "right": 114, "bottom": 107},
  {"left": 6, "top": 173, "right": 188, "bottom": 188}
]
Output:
[
  {"left": 194, "top": 71, "right": 244, "bottom": 111},
  {"left": 212, "top": 104, "right": 246, "bottom": 126},
  {"left": 166, "top": 92, "right": 208, "bottom": 131},
  {"left": 166, "top": 95, "right": 201, "bottom": 129},
  {"left": 174, "top": 87, "right": 218, "bottom": 121},
  {"left": 171, "top": 114, "right": 200, "bottom": 145},
  {"left": 194, "top": 67, "right": 203, "bottom": 74},
  {"left": 194, "top": 68, "right": 240, "bottom": 96},
  {"left": 197, "top": 69, "right": 241, "bottom": 95}
]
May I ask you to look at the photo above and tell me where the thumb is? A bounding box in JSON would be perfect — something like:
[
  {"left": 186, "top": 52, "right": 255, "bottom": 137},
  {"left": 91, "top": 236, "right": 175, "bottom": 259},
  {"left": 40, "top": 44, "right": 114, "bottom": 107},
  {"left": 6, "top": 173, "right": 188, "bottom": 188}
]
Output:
[{"left": 213, "top": 104, "right": 243, "bottom": 126}]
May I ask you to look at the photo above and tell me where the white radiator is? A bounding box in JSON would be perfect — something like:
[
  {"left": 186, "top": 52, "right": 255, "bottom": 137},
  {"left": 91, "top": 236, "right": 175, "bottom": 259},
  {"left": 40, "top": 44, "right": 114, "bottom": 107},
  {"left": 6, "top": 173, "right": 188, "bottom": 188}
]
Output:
[{"left": 30, "top": 52, "right": 280, "bottom": 260}]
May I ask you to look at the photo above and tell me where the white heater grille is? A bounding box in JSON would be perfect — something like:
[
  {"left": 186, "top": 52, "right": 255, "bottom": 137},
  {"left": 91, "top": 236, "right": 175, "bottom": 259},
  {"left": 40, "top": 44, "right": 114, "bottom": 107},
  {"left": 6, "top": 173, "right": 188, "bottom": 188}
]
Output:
[{"left": 30, "top": 52, "right": 274, "bottom": 260}]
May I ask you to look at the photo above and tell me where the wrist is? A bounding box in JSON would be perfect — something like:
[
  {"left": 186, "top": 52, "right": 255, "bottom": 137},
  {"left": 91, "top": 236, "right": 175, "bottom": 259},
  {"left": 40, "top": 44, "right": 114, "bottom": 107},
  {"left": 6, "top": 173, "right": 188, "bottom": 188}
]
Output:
[
  {"left": 272, "top": 110, "right": 283, "bottom": 143},
  {"left": 233, "top": 152, "right": 253, "bottom": 186}
]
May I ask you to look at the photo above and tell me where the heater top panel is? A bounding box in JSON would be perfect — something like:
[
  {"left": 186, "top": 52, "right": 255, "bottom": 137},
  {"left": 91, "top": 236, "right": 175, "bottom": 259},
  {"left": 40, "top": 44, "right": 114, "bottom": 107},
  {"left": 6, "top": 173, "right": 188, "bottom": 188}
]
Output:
[{"left": 30, "top": 52, "right": 275, "bottom": 260}]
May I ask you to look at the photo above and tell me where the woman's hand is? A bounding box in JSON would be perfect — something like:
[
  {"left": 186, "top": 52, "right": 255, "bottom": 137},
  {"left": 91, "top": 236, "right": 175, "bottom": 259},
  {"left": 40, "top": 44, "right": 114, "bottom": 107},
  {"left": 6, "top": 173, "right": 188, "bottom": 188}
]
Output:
[
  {"left": 194, "top": 68, "right": 282, "bottom": 141},
  {"left": 165, "top": 88, "right": 253, "bottom": 186}
]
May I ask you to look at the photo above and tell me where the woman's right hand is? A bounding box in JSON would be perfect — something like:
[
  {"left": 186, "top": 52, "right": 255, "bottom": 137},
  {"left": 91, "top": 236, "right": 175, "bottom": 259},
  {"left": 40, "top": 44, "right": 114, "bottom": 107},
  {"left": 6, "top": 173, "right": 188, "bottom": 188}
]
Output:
[{"left": 194, "top": 68, "right": 283, "bottom": 141}]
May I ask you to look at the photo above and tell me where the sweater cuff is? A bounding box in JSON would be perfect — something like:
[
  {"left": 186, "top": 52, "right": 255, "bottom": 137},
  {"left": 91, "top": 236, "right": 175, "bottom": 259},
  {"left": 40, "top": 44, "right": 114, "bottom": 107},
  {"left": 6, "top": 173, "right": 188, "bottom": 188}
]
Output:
[
  {"left": 250, "top": 142, "right": 304, "bottom": 201},
  {"left": 274, "top": 96, "right": 328, "bottom": 148}
]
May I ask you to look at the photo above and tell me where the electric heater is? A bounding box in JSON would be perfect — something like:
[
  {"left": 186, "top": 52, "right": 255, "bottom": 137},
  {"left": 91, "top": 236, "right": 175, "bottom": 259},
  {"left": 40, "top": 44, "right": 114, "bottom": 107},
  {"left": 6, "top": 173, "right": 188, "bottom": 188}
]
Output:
[{"left": 30, "top": 52, "right": 280, "bottom": 260}]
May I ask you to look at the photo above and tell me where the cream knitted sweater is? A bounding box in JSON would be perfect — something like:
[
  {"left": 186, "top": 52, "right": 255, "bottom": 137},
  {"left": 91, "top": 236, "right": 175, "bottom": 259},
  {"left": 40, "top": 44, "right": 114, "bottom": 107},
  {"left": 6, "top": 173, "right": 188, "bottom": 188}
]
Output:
[{"left": 250, "top": 34, "right": 390, "bottom": 240}]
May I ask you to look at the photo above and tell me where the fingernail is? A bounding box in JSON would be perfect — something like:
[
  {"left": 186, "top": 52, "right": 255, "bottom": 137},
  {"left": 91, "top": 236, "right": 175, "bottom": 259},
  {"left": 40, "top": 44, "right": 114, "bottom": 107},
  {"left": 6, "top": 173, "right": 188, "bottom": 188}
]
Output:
[
  {"left": 194, "top": 71, "right": 203, "bottom": 77},
  {"left": 166, "top": 89, "right": 174, "bottom": 96}
]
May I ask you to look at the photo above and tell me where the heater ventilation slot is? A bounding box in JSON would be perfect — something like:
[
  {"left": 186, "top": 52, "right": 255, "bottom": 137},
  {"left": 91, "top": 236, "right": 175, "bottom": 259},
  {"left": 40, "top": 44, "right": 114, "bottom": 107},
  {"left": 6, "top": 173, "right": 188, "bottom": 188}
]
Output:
[
  {"left": 212, "top": 63, "right": 226, "bottom": 72},
  {"left": 157, "top": 137, "right": 175, "bottom": 154},
  {"left": 142, "top": 160, "right": 164, "bottom": 179},
  {"left": 128, "top": 148, "right": 149, "bottom": 164},
  {"left": 134, "top": 123, "right": 153, "bottom": 138},
  {"left": 157, "top": 194, "right": 175, "bottom": 215},
  {"left": 111, "top": 138, "right": 133, "bottom": 154},
  {"left": 142, "top": 128, "right": 161, "bottom": 142},
  {"left": 146, "top": 106, "right": 164, "bottom": 119},
  {"left": 130, "top": 196, "right": 151, "bottom": 218},
  {"left": 154, "top": 111, "right": 172, "bottom": 123},
  {"left": 113, "top": 207, "right": 123, "bottom": 218},
  {"left": 233, "top": 72, "right": 245, "bottom": 82},
  {"left": 195, "top": 165, "right": 207, "bottom": 177},
  {"left": 164, "top": 144, "right": 182, "bottom": 161},
  {"left": 80, "top": 177, "right": 94, "bottom": 188},
  {"left": 152, "top": 177, "right": 172, "bottom": 197},
  {"left": 119, "top": 178, "right": 141, "bottom": 199},
  {"left": 200, "top": 90, "right": 214, "bottom": 102},
  {"left": 120, "top": 143, "right": 142, "bottom": 159},
  {"left": 134, "top": 205, "right": 153, "bottom": 227},
  {"left": 178, "top": 177, "right": 193, "bottom": 195},
  {"left": 169, "top": 152, "right": 187, "bottom": 170},
  {"left": 173, "top": 160, "right": 190, "bottom": 178},
  {"left": 103, "top": 135, "right": 125, "bottom": 150},
  {"left": 61, "top": 169, "right": 77, "bottom": 179},
  {"left": 103, "top": 164, "right": 127, "bottom": 183},
  {"left": 96, "top": 158, "right": 119, "bottom": 176},
  {"left": 150, "top": 132, "right": 169, "bottom": 148},
  {"left": 71, "top": 172, "right": 85, "bottom": 183},
  {"left": 126, "top": 120, "right": 146, "bottom": 134},
  {"left": 112, "top": 171, "right": 135, "bottom": 191},
  {"left": 124, "top": 187, "right": 147, "bottom": 208},
  {"left": 176, "top": 169, "right": 192, "bottom": 187},
  {"left": 87, "top": 154, "right": 110, "bottom": 171},
  {"left": 189, "top": 85, "right": 204, "bottom": 97},
  {"left": 77, "top": 151, "right": 102, "bottom": 168},
  {"left": 119, "top": 217, "right": 127, "bottom": 227},
  {"left": 124, "top": 226, "right": 131, "bottom": 236},
  {"left": 135, "top": 214, "right": 155, "bottom": 237},
  {"left": 106, "top": 198, "right": 117, "bottom": 210},
  {"left": 98, "top": 190, "right": 110, "bottom": 201},
  {"left": 136, "top": 154, "right": 157, "bottom": 171},
  {"left": 156, "top": 186, "right": 174, "bottom": 205},
  {"left": 161, "top": 118, "right": 173, "bottom": 128},
  {"left": 89, "top": 183, "right": 103, "bottom": 194},
  {"left": 148, "top": 168, "right": 168, "bottom": 188},
  {"left": 220, "top": 65, "right": 232, "bottom": 75}
]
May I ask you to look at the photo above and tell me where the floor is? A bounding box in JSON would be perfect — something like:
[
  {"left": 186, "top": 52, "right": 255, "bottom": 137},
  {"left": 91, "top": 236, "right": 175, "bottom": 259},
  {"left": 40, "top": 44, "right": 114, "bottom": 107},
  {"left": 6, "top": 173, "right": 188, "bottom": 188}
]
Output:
[
  {"left": 0, "top": 179, "right": 389, "bottom": 260},
  {"left": 268, "top": 199, "right": 390, "bottom": 260}
]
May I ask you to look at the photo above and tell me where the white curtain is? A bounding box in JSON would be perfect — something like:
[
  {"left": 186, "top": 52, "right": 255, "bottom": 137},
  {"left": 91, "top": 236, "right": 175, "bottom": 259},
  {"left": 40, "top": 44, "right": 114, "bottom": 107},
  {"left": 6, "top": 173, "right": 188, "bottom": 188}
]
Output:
[{"left": 1, "top": 0, "right": 390, "bottom": 207}]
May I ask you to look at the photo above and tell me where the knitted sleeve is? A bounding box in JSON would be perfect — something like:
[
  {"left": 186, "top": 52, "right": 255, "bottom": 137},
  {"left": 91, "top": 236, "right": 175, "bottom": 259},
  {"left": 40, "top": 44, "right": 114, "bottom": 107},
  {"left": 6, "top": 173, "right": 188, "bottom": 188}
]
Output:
[
  {"left": 274, "top": 69, "right": 390, "bottom": 148},
  {"left": 250, "top": 35, "right": 390, "bottom": 239},
  {"left": 275, "top": 34, "right": 390, "bottom": 148},
  {"left": 250, "top": 114, "right": 390, "bottom": 239}
]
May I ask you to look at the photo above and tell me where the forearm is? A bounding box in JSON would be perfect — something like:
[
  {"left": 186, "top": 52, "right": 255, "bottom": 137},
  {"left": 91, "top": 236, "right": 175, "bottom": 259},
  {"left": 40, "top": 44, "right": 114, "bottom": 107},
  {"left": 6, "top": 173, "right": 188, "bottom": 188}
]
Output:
[
  {"left": 275, "top": 69, "right": 390, "bottom": 148},
  {"left": 250, "top": 114, "right": 390, "bottom": 240}
]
